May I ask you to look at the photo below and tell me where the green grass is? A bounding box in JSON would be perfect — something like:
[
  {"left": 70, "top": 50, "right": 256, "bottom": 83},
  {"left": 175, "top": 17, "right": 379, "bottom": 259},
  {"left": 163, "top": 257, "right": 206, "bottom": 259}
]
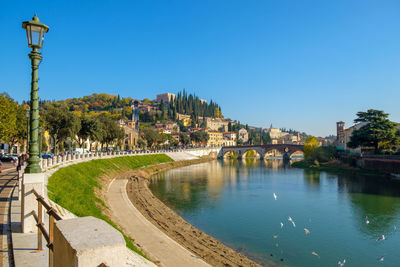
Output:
[{"left": 47, "top": 154, "right": 173, "bottom": 258}]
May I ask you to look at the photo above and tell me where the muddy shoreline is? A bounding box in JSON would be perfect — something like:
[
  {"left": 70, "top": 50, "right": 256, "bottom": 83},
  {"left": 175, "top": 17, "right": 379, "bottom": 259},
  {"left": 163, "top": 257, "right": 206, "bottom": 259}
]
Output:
[{"left": 125, "top": 158, "right": 263, "bottom": 267}]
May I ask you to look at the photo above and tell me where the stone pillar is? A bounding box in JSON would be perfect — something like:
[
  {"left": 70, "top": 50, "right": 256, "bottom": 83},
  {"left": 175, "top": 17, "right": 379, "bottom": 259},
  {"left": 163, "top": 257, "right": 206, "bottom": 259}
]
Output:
[
  {"left": 42, "top": 158, "right": 47, "bottom": 170},
  {"left": 18, "top": 171, "right": 23, "bottom": 200},
  {"left": 21, "top": 173, "right": 44, "bottom": 233},
  {"left": 53, "top": 216, "right": 126, "bottom": 267}
]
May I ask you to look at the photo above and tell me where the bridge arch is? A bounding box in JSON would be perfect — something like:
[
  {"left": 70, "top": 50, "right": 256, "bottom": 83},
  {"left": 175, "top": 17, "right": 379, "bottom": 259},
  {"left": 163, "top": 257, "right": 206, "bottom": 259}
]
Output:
[
  {"left": 264, "top": 149, "right": 283, "bottom": 158},
  {"left": 290, "top": 150, "right": 304, "bottom": 158},
  {"left": 223, "top": 150, "right": 239, "bottom": 159},
  {"left": 243, "top": 149, "right": 263, "bottom": 159}
]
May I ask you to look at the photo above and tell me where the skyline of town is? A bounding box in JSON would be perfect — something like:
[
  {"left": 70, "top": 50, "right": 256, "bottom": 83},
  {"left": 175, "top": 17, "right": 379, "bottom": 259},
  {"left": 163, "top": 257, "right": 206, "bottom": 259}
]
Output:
[{"left": 3, "top": 1, "right": 400, "bottom": 137}]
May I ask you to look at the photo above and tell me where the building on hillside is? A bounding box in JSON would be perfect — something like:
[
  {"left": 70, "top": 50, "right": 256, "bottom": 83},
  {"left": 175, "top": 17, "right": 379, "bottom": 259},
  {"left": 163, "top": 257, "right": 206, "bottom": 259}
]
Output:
[
  {"left": 265, "top": 125, "right": 288, "bottom": 139},
  {"left": 155, "top": 122, "right": 178, "bottom": 131},
  {"left": 177, "top": 113, "right": 191, "bottom": 120},
  {"left": 182, "top": 117, "right": 192, "bottom": 127},
  {"left": 335, "top": 121, "right": 370, "bottom": 153},
  {"left": 206, "top": 118, "right": 229, "bottom": 132},
  {"left": 156, "top": 93, "right": 176, "bottom": 104},
  {"left": 207, "top": 131, "right": 224, "bottom": 147},
  {"left": 138, "top": 105, "right": 153, "bottom": 112},
  {"left": 176, "top": 113, "right": 192, "bottom": 127},
  {"left": 238, "top": 128, "right": 249, "bottom": 143},
  {"left": 200, "top": 99, "right": 207, "bottom": 104},
  {"left": 117, "top": 119, "right": 139, "bottom": 150},
  {"left": 222, "top": 132, "right": 237, "bottom": 146}
]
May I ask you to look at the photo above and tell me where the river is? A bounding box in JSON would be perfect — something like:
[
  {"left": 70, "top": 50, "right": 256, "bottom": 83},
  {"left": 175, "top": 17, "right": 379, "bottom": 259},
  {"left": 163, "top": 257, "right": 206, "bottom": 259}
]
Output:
[{"left": 149, "top": 159, "right": 400, "bottom": 266}]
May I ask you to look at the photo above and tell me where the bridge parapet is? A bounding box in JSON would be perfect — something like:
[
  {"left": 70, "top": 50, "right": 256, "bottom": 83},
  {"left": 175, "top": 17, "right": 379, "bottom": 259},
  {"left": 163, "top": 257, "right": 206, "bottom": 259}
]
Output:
[{"left": 221, "top": 144, "right": 304, "bottom": 159}]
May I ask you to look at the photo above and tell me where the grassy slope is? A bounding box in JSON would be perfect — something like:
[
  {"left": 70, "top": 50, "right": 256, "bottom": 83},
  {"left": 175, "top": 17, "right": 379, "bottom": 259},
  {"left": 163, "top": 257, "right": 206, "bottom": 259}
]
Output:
[{"left": 47, "top": 154, "right": 173, "bottom": 258}]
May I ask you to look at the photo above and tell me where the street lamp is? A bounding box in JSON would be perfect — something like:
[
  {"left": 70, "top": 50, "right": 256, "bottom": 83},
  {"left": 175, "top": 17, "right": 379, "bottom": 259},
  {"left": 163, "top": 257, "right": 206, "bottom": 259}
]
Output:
[
  {"left": 22, "top": 14, "right": 49, "bottom": 173},
  {"left": 25, "top": 109, "right": 30, "bottom": 154}
]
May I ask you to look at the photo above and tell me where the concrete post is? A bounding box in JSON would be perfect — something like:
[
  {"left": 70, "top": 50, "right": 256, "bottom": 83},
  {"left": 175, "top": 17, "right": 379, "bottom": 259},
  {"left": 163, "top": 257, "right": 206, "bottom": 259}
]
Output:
[
  {"left": 18, "top": 171, "right": 23, "bottom": 200},
  {"left": 21, "top": 173, "right": 44, "bottom": 233},
  {"left": 53, "top": 216, "right": 126, "bottom": 267},
  {"left": 42, "top": 158, "right": 47, "bottom": 170}
]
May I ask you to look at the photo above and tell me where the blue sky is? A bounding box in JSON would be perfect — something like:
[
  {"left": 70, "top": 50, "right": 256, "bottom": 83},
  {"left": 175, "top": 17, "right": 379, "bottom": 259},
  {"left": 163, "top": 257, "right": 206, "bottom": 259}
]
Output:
[{"left": 2, "top": 0, "right": 400, "bottom": 137}]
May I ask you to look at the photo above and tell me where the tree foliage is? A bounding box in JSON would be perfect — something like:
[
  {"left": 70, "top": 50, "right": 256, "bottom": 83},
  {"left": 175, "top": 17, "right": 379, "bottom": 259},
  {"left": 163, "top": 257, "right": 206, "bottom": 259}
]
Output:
[
  {"left": 304, "top": 136, "right": 320, "bottom": 160},
  {"left": 0, "top": 94, "right": 17, "bottom": 145},
  {"left": 347, "top": 109, "right": 400, "bottom": 154},
  {"left": 42, "top": 107, "right": 81, "bottom": 154}
]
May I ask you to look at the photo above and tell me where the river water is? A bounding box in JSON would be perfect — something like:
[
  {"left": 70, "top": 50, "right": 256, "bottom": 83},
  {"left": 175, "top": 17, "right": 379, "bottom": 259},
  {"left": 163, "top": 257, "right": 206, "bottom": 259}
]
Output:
[{"left": 149, "top": 159, "right": 400, "bottom": 267}]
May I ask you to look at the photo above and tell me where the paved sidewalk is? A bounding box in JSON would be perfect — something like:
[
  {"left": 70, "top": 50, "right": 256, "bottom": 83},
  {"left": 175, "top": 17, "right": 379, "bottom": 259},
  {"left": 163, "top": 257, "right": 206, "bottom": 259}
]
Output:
[
  {"left": 106, "top": 179, "right": 210, "bottom": 267},
  {"left": 0, "top": 170, "right": 18, "bottom": 267}
]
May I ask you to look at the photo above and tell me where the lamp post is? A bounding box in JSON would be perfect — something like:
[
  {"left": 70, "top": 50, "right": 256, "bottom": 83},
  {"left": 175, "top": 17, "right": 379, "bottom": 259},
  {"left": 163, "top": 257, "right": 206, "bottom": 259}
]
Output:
[
  {"left": 22, "top": 14, "right": 49, "bottom": 174},
  {"left": 25, "top": 109, "right": 30, "bottom": 154}
]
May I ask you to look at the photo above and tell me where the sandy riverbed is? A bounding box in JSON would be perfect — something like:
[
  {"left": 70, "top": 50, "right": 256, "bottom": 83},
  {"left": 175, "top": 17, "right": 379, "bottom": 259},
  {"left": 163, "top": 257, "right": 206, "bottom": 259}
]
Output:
[{"left": 124, "top": 160, "right": 262, "bottom": 267}]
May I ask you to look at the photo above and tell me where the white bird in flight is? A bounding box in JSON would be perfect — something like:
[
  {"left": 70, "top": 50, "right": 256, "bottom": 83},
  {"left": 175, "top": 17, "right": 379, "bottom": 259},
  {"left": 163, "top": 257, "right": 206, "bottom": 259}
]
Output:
[
  {"left": 377, "top": 255, "right": 385, "bottom": 262},
  {"left": 366, "top": 216, "right": 370, "bottom": 224},
  {"left": 273, "top": 193, "right": 277, "bottom": 200},
  {"left": 338, "top": 259, "right": 346, "bottom": 266},
  {"left": 304, "top": 228, "right": 310, "bottom": 235},
  {"left": 376, "top": 235, "right": 386, "bottom": 242},
  {"left": 280, "top": 222, "right": 284, "bottom": 228},
  {"left": 288, "top": 216, "right": 296, "bottom": 227},
  {"left": 311, "top": 251, "right": 320, "bottom": 258}
]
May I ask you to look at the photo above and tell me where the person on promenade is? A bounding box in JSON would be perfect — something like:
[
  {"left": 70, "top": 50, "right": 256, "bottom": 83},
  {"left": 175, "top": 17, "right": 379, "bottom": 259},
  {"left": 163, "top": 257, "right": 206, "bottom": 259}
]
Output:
[
  {"left": 0, "top": 160, "right": 2, "bottom": 173},
  {"left": 17, "top": 155, "right": 23, "bottom": 172}
]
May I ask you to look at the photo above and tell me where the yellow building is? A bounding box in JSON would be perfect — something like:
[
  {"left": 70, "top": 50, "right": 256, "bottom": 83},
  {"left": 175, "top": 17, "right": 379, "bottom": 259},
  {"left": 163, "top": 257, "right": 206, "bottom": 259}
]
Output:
[
  {"left": 182, "top": 117, "right": 192, "bottom": 127},
  {"left": 207, "top": 131, "right": 224, "bottom": 147}
]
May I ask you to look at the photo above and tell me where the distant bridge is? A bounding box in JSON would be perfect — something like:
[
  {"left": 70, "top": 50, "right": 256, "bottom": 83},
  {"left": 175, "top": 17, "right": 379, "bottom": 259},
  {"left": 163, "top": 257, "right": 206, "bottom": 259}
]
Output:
[{"left": 221, "top": 144, "right": 304, "bottom": 159}]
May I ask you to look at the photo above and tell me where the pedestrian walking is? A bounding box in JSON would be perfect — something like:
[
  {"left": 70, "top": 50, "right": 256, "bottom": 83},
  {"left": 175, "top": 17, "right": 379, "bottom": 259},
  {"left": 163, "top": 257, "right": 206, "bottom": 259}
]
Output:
[{"left": 17, "top": 155, "right": 23, "bottom": 172}]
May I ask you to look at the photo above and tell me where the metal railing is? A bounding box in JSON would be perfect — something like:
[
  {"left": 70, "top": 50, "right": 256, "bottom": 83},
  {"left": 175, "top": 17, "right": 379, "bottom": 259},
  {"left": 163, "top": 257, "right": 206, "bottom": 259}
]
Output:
[{"left": 32, "top": 189, "right": 62, "bottom": 267}]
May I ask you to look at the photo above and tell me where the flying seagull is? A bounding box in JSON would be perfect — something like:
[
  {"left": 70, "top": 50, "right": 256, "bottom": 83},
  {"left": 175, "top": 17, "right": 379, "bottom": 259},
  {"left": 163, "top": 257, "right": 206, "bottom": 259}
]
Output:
[
  {"left": 377, "top": 255, "right": 385, "bottom": 262},
  {"left": 288, "top": 216, "right": 296, "bottom": 227},
  {"left": 366, "top": 216, "right": 370, "bottom": 225},
  {"left": 273, "top": 193, "right": 277, "bottom": 200},
  {"left": 376, "top": 235, "right": 386, "bottom": 242},
  {"left": 304, "top": 228, "right": 310, "bottom": 235},
  {"left": 338, "top": 259, "right": 346, "bottom": 266},
  {"left": 312, "top": 251, "right": 320, "bottom": 258},
  {"left": 280, "top": 222, "right": 284, "bottom": 228}
]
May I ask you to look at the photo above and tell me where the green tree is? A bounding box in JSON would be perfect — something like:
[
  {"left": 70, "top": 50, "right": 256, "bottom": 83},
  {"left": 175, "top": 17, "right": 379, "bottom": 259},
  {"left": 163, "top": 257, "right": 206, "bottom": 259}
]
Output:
[
  {"left": 140, "top": 128, "right": 159, "bottom": 148},
  {"left": 180, "top": 133, "right": 191, "bottom": 146},
  {"left": 348, "top": 109, "right": 400, "bottom": 154},
  {"left": 42, "top": 107, "right": 81, "bottom": 155},
  {"left": 8, "top": 104, "right": 28, "bottom": 153},
  {"left": 304, "top": 136, "right": 320, "bottom": 161},
  {"left": 97, "top": 115, "right": 124, "bottom": 150},
  {"left": 190, "top": 131, "right": 209, "bottom": 145},
  {"left": 0, "top": 94, "right": 17, "bottom": 147},
  {"left": 76, "top": 116, "right": 101, "bottom": 149}
]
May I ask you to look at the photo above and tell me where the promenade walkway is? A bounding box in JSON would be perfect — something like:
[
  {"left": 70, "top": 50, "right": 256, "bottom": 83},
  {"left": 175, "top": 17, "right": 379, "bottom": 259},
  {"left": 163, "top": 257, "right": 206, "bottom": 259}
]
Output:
[
  {"left": 106, "top": 179, "right": 210, "bottom": 267},
  {"left": 0, "top": 169, "right": 18, "bottom": 267}
]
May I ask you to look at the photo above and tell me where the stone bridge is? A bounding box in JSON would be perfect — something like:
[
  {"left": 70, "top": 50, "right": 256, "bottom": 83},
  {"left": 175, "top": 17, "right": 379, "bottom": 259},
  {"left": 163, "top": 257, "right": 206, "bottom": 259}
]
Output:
[{"left": 221, "top": 144, "right": 304, "bottom": 159}]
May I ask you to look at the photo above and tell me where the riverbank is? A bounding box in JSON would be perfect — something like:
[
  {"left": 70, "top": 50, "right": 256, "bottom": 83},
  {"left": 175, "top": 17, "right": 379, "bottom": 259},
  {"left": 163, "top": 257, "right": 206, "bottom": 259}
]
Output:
[
  {"left": 291, "top": 159, "right": 389, "bottom": 176},
  {"left": 47, "top": 154, "right": 174, "bottom": 258},
  {"left": 121, "top": 158, "right": 262, "bottom": 267}
]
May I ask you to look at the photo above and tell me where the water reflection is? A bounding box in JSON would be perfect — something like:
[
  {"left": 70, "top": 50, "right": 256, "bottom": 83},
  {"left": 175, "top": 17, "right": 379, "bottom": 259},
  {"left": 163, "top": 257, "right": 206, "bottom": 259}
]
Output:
[{"left": 150, "top": 160, "right": 400, "bottom": 266}]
